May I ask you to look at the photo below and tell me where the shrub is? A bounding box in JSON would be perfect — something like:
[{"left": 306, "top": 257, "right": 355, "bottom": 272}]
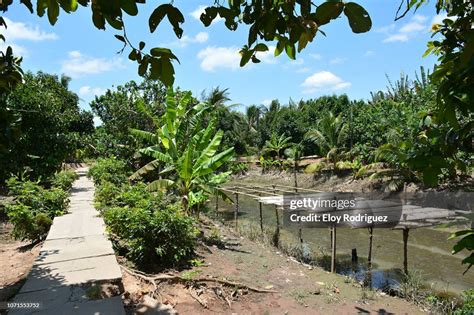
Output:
[
  {"left": 6, "top": 203, "right": 53, "bottom": 242},
  {"left": 454, "top": 289, "right": 474, "bottom": 315},
  {"left": 51, "top": 170, "right": 78, "bottom": 191},
  {"left": 5, "top": 176, "right": 69, "bottom": 242},
  {"left": 104, "top": 204, "right": 197, "bottom": 267},
  {"left": 87, "top": 157, "right": 130, "bottom": 186}
]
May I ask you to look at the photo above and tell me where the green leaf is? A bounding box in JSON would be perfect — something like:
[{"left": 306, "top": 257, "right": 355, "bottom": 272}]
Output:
[
  {"left": 285, "top": 43, "right": 296, "bottom": 60},
  {"left": 343, "top": 2, "right": 372, "bottom": 33},
  {"left": 239, "top": 47, "right": 252, "bottom": 67},
  {"left": 120, "top": 0, "right": 138, "bottom": 16},
  {"left": 314, "top": 1, "right": 344, "bottom": 25},
  {"left": 149, "top": 4, "right": 169, "bottom": 33},
  {"left": 114, "top": 34, "right": 125, "bottom": 42},
  {"left": 47, "top": 0, "right": 60, "bottom": 25},
  {"left": 160, "top": 58, "right": 175, "bottom": 87},
  {"left": 147, "top": 179, "right": 175, "bottom": 192}
]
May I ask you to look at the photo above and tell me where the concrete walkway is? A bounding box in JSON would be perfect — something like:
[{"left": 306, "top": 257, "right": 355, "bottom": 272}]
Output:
[{"left": 11, "top": 168, "right": 125, "bottom": 314}]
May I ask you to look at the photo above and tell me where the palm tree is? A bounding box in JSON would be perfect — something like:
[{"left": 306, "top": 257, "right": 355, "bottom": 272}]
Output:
[
  {"left": 305, "top": 111, "right": 348, "bottom": 166},
  {"left": 129, "top": 88, "right": 234, "bottom": 214},
  {"left": 263, "top": 133, "right": 292, "bottom": 160},
  {"left": 284, "top": 142, "right": 303, "bottom": 188}
]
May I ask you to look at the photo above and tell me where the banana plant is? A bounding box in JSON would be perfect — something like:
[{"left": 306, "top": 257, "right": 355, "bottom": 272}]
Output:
[{"left": 129, "top": 88, "right": 234, "bottom": 214}]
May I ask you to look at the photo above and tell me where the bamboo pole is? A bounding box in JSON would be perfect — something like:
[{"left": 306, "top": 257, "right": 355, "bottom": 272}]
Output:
[
  {"left": 331, "top": 225, "right": 337, "bottom": 273},
  {"left": 368, "top": 227, "right": 373, "bottom": 269},
  {"left": 403, "top": 228, "right": 409, "bottom": 274},
  {"left": 234, "top": 193, "right": 239, "bottom": 230},
  {"left": 258, "top": 193, "right": 263, "bottom": 234}
]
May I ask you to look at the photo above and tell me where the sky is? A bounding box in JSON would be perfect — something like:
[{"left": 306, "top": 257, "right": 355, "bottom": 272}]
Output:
[{"left": 1, "top": 1, "right": 446, "bottom": 113}]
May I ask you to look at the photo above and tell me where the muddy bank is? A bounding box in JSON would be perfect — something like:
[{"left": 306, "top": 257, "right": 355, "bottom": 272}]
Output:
[{"left": 221, "top": 170, "right": 473, "bottom": 294}]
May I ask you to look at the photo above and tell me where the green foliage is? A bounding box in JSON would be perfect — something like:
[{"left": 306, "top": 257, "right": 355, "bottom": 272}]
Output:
[
  {"left": 0, "top": 72, "right": 94, "bottom": 183},
  {"left": 454, "top": 289, "right": 474, "bottom": 315},
  {"left": 263, "top": 133, "right": 292, "bottom": 159},
  {"left": 51, "top": 170, "right": 79, "bottom": 191},
  {"left": 104, "top": 205, "right": 196, "bottom": 267},
  {"left": 0, "top": 1, "right": 371, "bottom": 89},
  {"left": 449, "top": 229, "right": 474, "bottom": 274},
  {"left": 5, "top": 176, "right": 69, "bottom": 242},
  {"left": 87, "top": 157, "right": 130, "bottom": 186},
  {"left": 6, "top": 203, "right": 52, "bottom": 242},
  {"left": 130, "top": 88, "right": 234, "bottom": 214},
  {"left": 95, "top": 180, "right": 196, "bottom": 267},
  {"left": 88, "top": 79, "right": 169, "bottom": 160},
  {"left": 305, "top": 111, "right": 348, "bottom": 165}
]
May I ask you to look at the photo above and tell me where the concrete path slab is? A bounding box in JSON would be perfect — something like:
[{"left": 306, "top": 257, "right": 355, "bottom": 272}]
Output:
[{"left": 11, "top": 167, "right": 125, "bottom": 314}]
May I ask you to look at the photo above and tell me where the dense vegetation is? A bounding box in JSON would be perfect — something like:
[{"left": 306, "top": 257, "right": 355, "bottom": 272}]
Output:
[
  {"left": 89, "top": 158, "right": 197, "bottom": 268},
  {"left": 0, "top": 72, "right": 94, "bottom": 184}
]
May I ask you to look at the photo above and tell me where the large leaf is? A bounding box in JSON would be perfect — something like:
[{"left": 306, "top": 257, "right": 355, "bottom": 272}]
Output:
[
  {"left": 129, "top": 159, "right": 161, "bottom": 180},
  {"left": 314, "top": 1, "right": 344, "bottom": 25},
  {"left": 139, "top": 146, "right": 173, "bottom": 163},
  {"left": 147, "top": 179, "right": 175, "bottom": 192},
  {"left": 343, "top": 2, "right": 372, "bottom": 33},
  {"left": 129, "top": 128, "right": 159, "bottom": 144},
  {"left": 195, "top": 130, "right": 224, "bottom": 169},
  {"left": 196, "top": 147, "right": 234, "bottom": 176}
]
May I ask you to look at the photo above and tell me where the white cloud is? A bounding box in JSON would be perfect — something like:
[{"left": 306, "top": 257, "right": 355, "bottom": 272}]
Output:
[
  {"left": 173, "top": 32, "right": 209, "bottom": 47},
  {"left": 301, "top": 71, "right": 351, "bottom": 94},
  {"left": 364, "top": 50, "right": 375, "bottom": 57},
  {"left": 375, "top": 24, "right": 396, "bottom": 34},
  {"left": 61, "top": 51, "right": 125, "bottom": 77},
  {"left": 382, "top": 14, "right": 429, "bottom": 43},
  {"left": 190, "top": 5, "right": 223, "bottom": 23},
  {"left": 329, "top": 57, "right": 346, "bottom": 65},
  {"left": 383, "top": 34, "right": 409, "bottom": 43},
  {"left": 78, "top": 86, "right": 106, "bottom": 97},
  {"left": 197, "top": 45, "right": 276, "bottom": 72},
  {"left": 2, "top": 17, "right": 58, "bottom": 41},
  {"left": 399, "top": 21, "right": 426, "bottom": 33},
  {"left": 412, "top": 14, "right": 428, "bottom": 23},
  {"left": 198, "top": 46, "right": 240, "bottom": 71},
  {"left": 309, "top": 53, "right": 322, "bottom": 60}
]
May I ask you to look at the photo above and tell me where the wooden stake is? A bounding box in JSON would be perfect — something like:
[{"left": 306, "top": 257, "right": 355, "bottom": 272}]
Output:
[
  {"left": 368, "top": 226, "right": 374, "bottom": 269},
  {"left": 234, "top": 193, "right": 239, "bottom": 230},
  {"left": 215, "top": 194, "right": 219, "bottom": 212},
  {"left": 331, "top": 225, "right": 337, "bottom": 273},
  {"left": 259, "top": 202, "right": 263, "bottom": 234},
  {"left": 403, "top": 228, "right": 409, "bottom": 274}
]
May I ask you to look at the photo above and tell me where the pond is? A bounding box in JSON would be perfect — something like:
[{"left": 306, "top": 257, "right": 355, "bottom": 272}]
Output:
[{"left": 211, "top": 193, "right": 474, "bottom": 295}]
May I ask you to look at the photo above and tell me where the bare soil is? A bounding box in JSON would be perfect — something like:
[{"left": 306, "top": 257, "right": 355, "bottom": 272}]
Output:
[
  {"left": 0, "top": 223, "right": 40, "bottom": 301},
  {"left": 121, "top": 218, "right": 426, "bottom": 315}
]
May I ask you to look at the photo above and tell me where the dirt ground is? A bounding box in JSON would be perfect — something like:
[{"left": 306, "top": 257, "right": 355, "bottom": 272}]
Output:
[
  {"left": 0, "top": 223, "right": 40, "bottom": 302},
  {"left": 122, "top": 219, "right": 426, "bottom": 315}
]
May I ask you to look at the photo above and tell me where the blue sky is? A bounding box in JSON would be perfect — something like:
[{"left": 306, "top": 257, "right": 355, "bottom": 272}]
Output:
[{"left": 2, "top": 1, "right": 446, "bottom": 113}]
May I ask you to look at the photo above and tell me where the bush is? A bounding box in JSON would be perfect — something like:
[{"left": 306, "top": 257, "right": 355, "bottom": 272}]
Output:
[
  {"left": 5, "top": 176, "right": 69, "bottom": 242},
  {"left": 104, "top": 204, "right": 197, "bottom": 267},
  {"left": 95, "top": 180, "right": 195, "bottom": 267},
  {"left": 454, "top": 289, "right": 474, "bottom": 315},
  {"left": 51, "top": 170, "right": 78, "bottom": 191},
  {"left": 87, "top": 157, "right": 130, "bottom": 186},
  {"left": 6, "top": 204, "right": 52, "bottom": 241}
]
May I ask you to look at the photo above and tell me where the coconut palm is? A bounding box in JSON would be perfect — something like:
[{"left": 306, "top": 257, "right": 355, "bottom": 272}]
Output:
[
  {"left": 129, "top": 88, "right": 234, "bottom": 214},
  {"left": 305, "top": 111, "right": 348, "bottom": 165}
]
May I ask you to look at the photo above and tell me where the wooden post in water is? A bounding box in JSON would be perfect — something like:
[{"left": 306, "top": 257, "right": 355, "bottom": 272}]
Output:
[
  {"left": 272, "top": 185, "right": 280, "bottom": 248},
  {"left": 331, "top": 225, "right": 337, "bottom": 273},
  {"left": 368, "top": 226, "right": 374, "bottom": 269},
  {"left": 234, "top": 193, "right": 239, "bottom": 230},
  {"left": 259, "top": 194, "right": 264, "bottom": 235},
  {"left": 403, "top": 228, "right": 409, "bottom": 274}
]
